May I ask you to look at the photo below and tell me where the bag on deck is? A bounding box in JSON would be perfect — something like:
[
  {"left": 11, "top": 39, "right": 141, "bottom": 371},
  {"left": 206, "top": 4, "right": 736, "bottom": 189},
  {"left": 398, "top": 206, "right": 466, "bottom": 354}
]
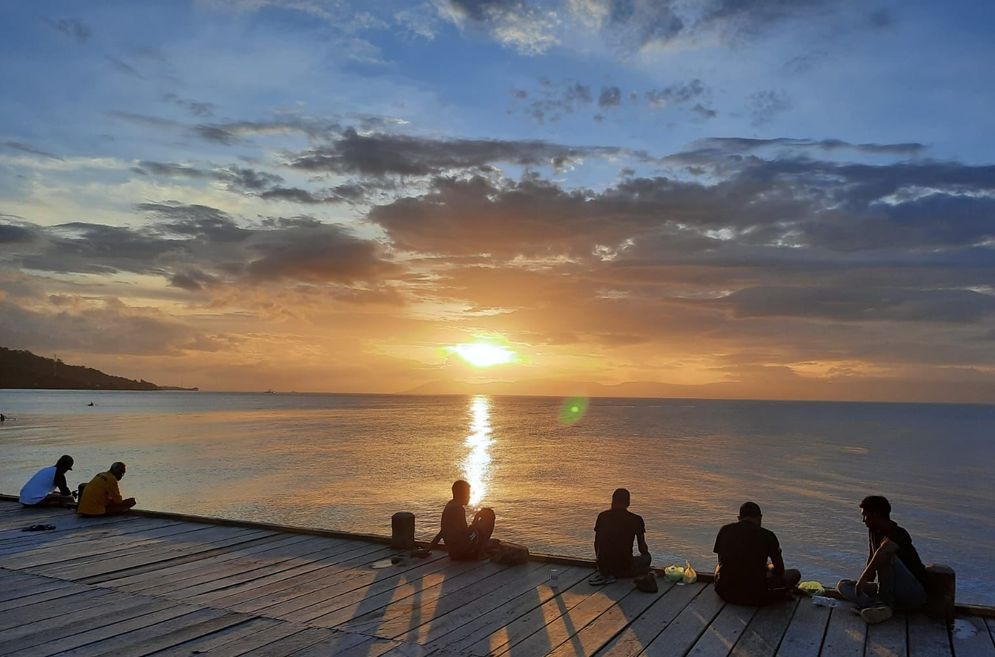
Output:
[{"left": 491, "top": 541, "right": 529, "bottom": 565}]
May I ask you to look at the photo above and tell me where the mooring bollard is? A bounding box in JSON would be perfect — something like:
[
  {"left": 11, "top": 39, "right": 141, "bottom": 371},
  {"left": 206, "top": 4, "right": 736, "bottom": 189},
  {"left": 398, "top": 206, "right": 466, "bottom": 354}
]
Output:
[
  {"left": 391, "top": 511, "right": 415, "bottom": 549},
  {"left": 924, "top": 563, "right": 956, "bottom": 625}
]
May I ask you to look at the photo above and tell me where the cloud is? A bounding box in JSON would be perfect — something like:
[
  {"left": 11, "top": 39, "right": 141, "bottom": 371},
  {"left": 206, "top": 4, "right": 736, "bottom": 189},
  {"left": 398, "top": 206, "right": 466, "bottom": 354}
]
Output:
[
  {"left": 2, "top": 141, "right": 63, "bottom": 161},
  {"left": 289, "top": 127, "right": 619, "bottom": 176},
  {"left": 133, "top": 161, "right": 285, "bottom": 194},
  {"left": 43, "top": 17, "right": 92, "bottom": 43},
  {"left": 163, "top": 93, "right": 215, "bottom": 118},
  {"left": 438, "top": 0, "right": 559, "bottom": 54},
  {"left": 687, "top": 137, "right": 926, "bottom": 157},
  {"left": 645, "top": 79, "right": 707, "bottom": 108},
  {"left": 749, "top": 90, "right": 791, "bottom": 126},
  {"left": 598, "top": 86, "right": 621, "bottom": 108},
  {"left": 104, "top": 55, "right": 145, "bottom": 79},
  {"left": 513, "top": 78, "right": 712, "bottom": 123}
]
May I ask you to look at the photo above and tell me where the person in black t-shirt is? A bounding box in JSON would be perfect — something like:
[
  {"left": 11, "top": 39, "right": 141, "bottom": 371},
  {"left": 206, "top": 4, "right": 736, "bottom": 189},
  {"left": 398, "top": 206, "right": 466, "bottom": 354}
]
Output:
[
  {"left": 591, "top": 488, "right": 651, "bottom": 583},
  {"left": 427, "top": 480, "right": 495, "bottom": 560},
  {"left": 837, "top": 495, "right": 928, "bottom": 624},
  {"left": 713, "top": 502, "right": 801, "bottom": 605}
]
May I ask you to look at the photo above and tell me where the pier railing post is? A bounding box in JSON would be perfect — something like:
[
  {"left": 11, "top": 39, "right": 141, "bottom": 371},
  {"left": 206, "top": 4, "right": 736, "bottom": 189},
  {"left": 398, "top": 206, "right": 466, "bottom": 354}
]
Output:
[
  {"left": 924, "top": 564, "right": 956, "bottom": 626},
  {"left": 391, "top": 512, "right": 415, "bottom": 549}
]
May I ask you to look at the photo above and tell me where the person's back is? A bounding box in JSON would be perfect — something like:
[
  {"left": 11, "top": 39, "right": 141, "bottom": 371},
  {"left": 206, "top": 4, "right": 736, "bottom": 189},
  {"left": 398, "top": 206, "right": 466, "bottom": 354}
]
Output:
[
  {"left": 428, "top": 480, "right": 496, "bottom": 560},
  {"left": 714, "top": 502, "right": 799, "bottom": 605},
  {"left": 77, "top": 462, "right": 136, "bottom": 517},
  {"left": 19, "top": 455, "right": 74, "bottom": 507},
  {"left": 441, "top": 498, "right": 471, "bottom": 555},
  {"left": 593, "top": 488, "right": 650, "bottom": 580}
]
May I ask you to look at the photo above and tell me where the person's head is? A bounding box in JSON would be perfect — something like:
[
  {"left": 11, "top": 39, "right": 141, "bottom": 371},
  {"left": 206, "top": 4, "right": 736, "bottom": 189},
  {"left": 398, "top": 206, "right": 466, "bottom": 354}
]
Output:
[
  {"left": 452, "top": 479, "right": 470, "bottom": 505},
  {"left": 611, "top": 488, "right": 630, "bottom": 510},
  {"left": 109, "top": 462, "right": 127, "bottom": 480},
  {"left": 55, "top": 455, "right": 74, "bottom": 472},
  {"left": 738, "top": 501, "right": 762, "bottom": 525},
  {"left": 860, "top": 495, "right": 891, "bottom": 531}
]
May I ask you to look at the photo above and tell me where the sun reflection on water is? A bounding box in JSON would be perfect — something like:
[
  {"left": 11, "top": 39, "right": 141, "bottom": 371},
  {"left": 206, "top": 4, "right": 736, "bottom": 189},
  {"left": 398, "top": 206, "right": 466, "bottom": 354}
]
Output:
[{"left": 462, "top": 395, "right": 493, "bottom": 507}]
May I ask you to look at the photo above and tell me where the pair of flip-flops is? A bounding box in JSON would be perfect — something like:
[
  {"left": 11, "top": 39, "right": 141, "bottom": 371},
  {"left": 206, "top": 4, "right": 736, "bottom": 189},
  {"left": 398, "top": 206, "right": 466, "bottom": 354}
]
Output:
[
  {"left": 587, "top": 573, "right": 616, "bottom": 586},
  {"left": 22, "top": 524, "right": 56, "bottom": 532}
]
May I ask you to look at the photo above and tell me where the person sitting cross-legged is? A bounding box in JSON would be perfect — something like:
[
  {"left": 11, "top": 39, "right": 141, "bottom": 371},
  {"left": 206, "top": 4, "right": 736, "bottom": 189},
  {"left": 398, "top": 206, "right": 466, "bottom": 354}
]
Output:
[
  {"left": 427, "top": 479, "right": 496, "bottom": 560},
  {"left": 713, "top": 502, "right": 801, "bottom": 605},
  {"left": 77, "top": 462, "right": 137, "bottom": 517},
  {"left": 590, "top": 488, "right": 651, "bottom": 585},
  {"left": 837, "top": 495, "right": 927, "bottom": 624}
]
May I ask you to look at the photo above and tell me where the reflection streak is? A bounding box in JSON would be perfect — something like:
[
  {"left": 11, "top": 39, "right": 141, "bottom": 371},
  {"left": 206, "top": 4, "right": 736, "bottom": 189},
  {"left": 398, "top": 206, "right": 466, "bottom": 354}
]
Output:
[{"left": 462, "top": 395, "right": 493, "bottom": 507}]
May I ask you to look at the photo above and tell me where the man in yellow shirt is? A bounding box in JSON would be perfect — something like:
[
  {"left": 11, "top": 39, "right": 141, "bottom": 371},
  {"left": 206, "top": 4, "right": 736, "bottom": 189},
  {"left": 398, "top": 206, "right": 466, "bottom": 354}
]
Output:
[{"left": 77, "top": 462, "right": 137, "bottom": 517}]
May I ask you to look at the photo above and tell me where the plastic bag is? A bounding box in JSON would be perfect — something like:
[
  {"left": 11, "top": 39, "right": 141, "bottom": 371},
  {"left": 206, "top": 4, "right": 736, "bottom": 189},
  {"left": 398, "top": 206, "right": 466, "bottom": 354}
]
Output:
[
  {"left": 662, "top": 562, "right": 698, "bottom": 584},
  {"left": 682, "top": 561, "right": 698, "bottom": 584},
  {"left": 797, "top": 581, "right": 826, "bottom": 597}
]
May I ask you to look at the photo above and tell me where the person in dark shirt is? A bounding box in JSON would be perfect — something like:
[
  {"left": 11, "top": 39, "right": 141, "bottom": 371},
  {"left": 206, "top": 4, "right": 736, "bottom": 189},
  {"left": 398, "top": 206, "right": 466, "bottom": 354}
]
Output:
[
  {"left": 713, "top": 502, "right": 801, "bottom": 605},
  {"left": 837, "top": 495, "right": 928, "bottom": 624},
  {"left": 428, "top": 480, "right": 495, "bottom": 560},
  {"left": 591, "top": 488, "right": 650, "bottom": 583}
]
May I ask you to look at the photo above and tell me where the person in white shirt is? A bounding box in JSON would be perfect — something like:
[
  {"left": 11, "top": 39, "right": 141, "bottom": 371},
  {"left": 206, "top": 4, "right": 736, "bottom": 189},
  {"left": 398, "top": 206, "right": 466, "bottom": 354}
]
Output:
[{"left": 19, "top": 455, "right": 76, "bottom": 507}]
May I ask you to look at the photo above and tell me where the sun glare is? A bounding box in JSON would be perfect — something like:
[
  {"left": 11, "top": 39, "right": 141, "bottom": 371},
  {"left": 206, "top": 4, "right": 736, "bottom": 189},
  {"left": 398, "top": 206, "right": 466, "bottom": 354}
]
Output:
[{"left": 450, "top": 343, "right": 516, "bottom": 368}]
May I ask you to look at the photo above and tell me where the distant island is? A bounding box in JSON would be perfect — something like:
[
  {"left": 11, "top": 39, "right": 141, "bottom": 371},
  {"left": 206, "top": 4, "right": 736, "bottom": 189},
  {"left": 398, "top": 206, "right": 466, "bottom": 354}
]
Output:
[{"left": 0, "top": 347, "right": 197, "bottom": 391}]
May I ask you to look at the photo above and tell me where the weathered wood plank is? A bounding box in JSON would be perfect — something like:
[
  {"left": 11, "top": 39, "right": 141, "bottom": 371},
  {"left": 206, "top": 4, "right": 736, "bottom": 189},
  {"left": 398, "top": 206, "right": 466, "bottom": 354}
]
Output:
[
  {"left": 81, "top": 611, "right": 256, "bottom": 657},
  {"left": 949, "top": 616, "right": 995, "bottom": 657},
  {"left": 164, "top": 619, "right": 309, "bottom": 657},
  {"left": 729, "top": 599, "right": 799, "bottom": 657},
  {"left": 822, "top": 607, "right": 867, "bottom": 657},
  {"left": 685, "top": 602, "right": 757, "bottom": 657},
  {"left": 0, "top": 588, "right": 117, "bottom": 632},
  {"left": 637, "top": 584, "right": 727, "bottom": 657},
  {"left": 774, "top": 598, "right": 831, "bottom": 657},
  {"left": 132, "top": 616, "right": 282, "bottom": 657},
  {"left": 908, "top": 613, "right": 953, "bottom": 657},
  {"left": 864, "top": 611, "right": 907, "bottom": 657},
  {"left": 233, "top": 626, "right": 343, "bottom": 656},
  {"left": 593, "top": 580, "right": 704, "bottom": 657}
]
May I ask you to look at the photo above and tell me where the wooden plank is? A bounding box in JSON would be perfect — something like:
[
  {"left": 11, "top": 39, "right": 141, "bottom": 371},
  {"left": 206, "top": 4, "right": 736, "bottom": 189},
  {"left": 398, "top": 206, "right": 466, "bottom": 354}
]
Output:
[
  {"left": 948, "top": 616, "right": 995, "bottom": 657},
  {"left": 458, "top": 576, "right": 610, "bottom": 656},
  {"left": 0, "top": 520, "right": 186, "bottom": 556},
  {"left": 424, "top": 565, "right": 591, "bottom": 653},
  {"left": 865, "top": 611, "right": 907, "bottom": 657},
  {"left": 908, "top": 613, "right": 953, "bottom": 657},
  {"left": 261, "top": 629, "right": 388, "bottom": 657},
  {"left": 0, "top": 580, "right": 91, "bottom": 611},
  {"left": 80, "top": 611, "right": 256, "bottom": 657},
  {"left": 821, "top": 607, "right": 867, "bottom": 657},
  {"left": 546, "top": 581, "right": 677, "bottom": 657},
  {"left": 774, "top": 598, "right": 831, "bottom": 657},
  {"left": 488, "top": 577, "right": 635, "bottom": 657},
  {"left": 326, "top": 559, "right": 516, "bottom": 635},
  {"left": 0, "top": 588, "right": 117, "bottom": 631},
  {"left": 685, "top": 602, "right": 758, "bottom": 657},
  {"left": 1, "top": 604, "right": 215, "bottom": 657},
  {"left": 0, "top": 575, "right": 76, "bottom": 603},
  {"left": 730, "top": 600, "right": 799, "bottom": 657},
  {"left": 166, "top": 619, "right": 309, "bottom": 657},
  {"left": 135, "top": 616, "right": 283, "bottom": 657},
  {"left": 234, "top": 626, "right": 343, "bottom": 656},
  {"left": 404, "top": 563, "right": 580, "bottom": 647},
  {"left": 637, "top": 584, "right": 727, "bottom": 657}
]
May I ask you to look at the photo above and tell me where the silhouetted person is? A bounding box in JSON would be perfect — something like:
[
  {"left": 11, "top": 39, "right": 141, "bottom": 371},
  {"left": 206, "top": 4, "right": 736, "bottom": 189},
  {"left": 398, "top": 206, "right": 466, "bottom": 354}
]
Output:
[
  {"left": 713, "top": 502, "right": 801, "bottom": 605},
  {"left": 19, "top": 455, "right": 76, "bottom": 507},
  {"left": 591, "top": 488, "right": 651, "bottom": 583},
  {"left": 837, "top": 495, "right": 927, "bottom": 624},
  {"left": 77, "top": 462, "right": 137, "bottom": 517},
  {"left": 428, "top": 480, "right": 495, "bottom": 560},
  {"left": 1, "top": 413, "right": 6, "bottom": 422}
]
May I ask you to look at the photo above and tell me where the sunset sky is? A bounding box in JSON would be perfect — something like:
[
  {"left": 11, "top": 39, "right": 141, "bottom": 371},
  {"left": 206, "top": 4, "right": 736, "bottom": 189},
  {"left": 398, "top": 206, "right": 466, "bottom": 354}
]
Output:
[{"left": 2, "top": 0, "right": 995, "bottom": 401}]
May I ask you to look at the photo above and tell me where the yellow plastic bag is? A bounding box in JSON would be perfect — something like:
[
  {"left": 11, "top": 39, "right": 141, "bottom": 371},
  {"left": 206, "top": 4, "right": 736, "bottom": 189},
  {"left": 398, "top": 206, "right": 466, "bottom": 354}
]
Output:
[
  {"left": 682, "top": 561, "right": 697, "bottom": 584},
  {"left": 798, "top": 581, "right": 826, "bottom": 597},
  {"left": 663, "top": 565, "right": 685, "bottom": 582}
]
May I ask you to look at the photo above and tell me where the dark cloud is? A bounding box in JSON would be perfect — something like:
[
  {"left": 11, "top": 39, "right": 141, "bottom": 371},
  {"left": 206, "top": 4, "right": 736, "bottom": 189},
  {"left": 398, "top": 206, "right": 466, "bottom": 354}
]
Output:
[
  {"left": 1, "top": 141, "right": 62, "bottom": 160},
  {"left": 163, "top": 93, "right": 215, "bottom": 118},
  {"left": 598, "top": 86, "right": 622, "bottom": 108},
  {"left": 289, "top": 128, "right": 618, "bottom": 176},
  {"left": 645, "top": 79, "right": 708, "bottom": 108},
  {"left": 43, "top": 17, "right": 91, "bottom": 43},
  {"left": 133, "top": 161, "right": 285, "bottom": 195},
  {"left": 688, "top": 137, "right": 925, "bottom": 156},
  {"left": 749, "top": 90, "right": 791, "bottom": 126}
]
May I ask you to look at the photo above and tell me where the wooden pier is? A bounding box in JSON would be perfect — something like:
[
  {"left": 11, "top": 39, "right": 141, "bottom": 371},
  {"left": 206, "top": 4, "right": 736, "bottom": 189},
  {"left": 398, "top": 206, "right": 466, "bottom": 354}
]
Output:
[{"left": 0, "top": 499, "right": 992, "bottom": 657}]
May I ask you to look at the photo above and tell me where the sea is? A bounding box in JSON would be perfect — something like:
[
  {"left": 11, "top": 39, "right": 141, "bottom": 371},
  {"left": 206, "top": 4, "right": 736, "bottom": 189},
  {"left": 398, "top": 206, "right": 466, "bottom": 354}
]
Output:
[{"left": 1, "top": 390, "right": 993, "bottom": 605}]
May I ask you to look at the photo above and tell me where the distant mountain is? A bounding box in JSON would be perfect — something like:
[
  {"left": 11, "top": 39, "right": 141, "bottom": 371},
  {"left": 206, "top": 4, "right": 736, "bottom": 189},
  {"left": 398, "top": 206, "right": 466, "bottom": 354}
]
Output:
[{"left": 0, "top": 347, "right": 197, "bottom": 391}]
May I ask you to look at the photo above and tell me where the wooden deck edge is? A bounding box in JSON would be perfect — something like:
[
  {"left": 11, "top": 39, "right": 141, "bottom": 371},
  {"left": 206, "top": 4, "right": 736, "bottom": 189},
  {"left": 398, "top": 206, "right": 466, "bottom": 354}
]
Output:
[{"left": 2, "top": 494, "right": 992, "bottom": 617}]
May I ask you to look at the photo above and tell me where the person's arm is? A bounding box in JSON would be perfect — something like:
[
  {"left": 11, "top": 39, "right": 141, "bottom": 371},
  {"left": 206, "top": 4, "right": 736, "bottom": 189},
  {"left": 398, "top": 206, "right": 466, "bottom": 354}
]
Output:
[
  {"left": 768, "top": 534, "right": 786, "bottom": 577},
  {"left": 857, "top": 537, "right": 899, "bottom": 587},
  {"left": 54, "top": 470, "right": 71, "bottom": 496},
  {"left": 108, "top": 477, "right": 123, "bottom": 504},
  {"left": 636, "top": 532, "right": 649, "bottom": 556},
  {"left": 427, "top": 531, "right": 444, "bottom": 550}
]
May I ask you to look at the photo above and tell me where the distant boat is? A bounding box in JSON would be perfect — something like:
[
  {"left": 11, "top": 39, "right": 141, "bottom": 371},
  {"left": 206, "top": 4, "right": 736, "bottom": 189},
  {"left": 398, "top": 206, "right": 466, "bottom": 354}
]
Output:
[{"left": 264, "top": 389, "right": 276, "bottom": 394}]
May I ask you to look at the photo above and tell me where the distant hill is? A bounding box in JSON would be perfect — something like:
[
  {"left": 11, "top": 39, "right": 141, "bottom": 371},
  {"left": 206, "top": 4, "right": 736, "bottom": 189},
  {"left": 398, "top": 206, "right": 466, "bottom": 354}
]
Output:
[{"left": 0, "top": 347, "right": 196, "bottom": 391}]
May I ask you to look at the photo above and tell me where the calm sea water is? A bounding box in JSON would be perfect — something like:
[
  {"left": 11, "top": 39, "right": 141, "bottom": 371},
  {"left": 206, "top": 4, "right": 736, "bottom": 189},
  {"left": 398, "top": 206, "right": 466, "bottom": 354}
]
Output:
[{"left": 1, "top": 390, "right": 993, "bottom": 604}]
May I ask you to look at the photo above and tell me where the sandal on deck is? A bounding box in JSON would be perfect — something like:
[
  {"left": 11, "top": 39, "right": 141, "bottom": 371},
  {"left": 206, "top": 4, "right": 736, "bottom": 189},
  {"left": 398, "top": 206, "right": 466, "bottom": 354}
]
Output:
[
  {"left": 587, "top": 573, "right": 616, "bottom": 586},
  {"left": 21, "top": 524, "right": 56, "bottom": 532}
]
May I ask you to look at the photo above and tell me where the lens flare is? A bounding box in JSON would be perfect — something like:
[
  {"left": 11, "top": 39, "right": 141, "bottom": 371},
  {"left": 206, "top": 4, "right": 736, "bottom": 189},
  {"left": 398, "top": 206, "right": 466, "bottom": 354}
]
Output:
[
  {"left": 449, "top": 343, "right": 516, "bottom": 368},
  {"left": 559, "top": 396, "right": 589, "bottom": 425}
]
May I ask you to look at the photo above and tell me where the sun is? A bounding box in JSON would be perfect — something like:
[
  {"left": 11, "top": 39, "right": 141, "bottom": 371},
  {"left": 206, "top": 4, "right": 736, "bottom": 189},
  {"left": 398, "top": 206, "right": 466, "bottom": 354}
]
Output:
[{"left": 450, "top": 343, "right": 516, "bottom": 368}]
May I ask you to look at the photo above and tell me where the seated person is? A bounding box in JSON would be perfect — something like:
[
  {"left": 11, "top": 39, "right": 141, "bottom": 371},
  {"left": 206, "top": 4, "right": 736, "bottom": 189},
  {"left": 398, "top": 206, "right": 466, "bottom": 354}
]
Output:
[
  {"left": 713, "top": 502, "right": 801, "bottom": 605},
  {"left": 591, "top": 488, "right": 651, "bottom": 583},
  {"left": 428, "top": 479, "right": 495, "bottom": 560},
  {"left": 19, "top": 455, "right": 76, "bottom": 507},
  {"left": 77, "top": 462, "right": 137, "bottom": 517},
  {"left": 837, "top": 495, "right": 927, "bottom": 624}
]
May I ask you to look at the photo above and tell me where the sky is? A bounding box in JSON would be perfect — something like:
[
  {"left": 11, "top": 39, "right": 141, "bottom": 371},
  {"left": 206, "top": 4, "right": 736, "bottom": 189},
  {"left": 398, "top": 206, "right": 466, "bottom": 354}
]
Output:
[{"left": 2, "top": 0, "right": 995, "bottom": 402}]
